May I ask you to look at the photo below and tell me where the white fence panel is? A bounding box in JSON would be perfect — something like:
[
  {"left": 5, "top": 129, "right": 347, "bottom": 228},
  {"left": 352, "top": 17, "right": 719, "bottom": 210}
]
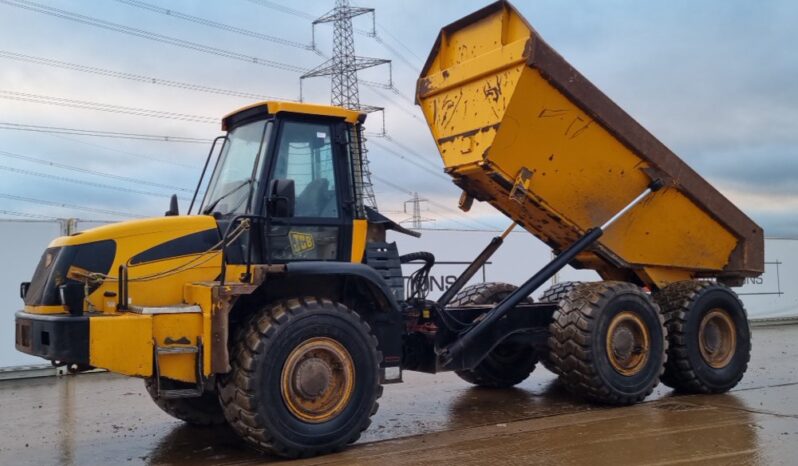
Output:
[{"left": 0, "top": 220, "right": 64, "bottom": 368}]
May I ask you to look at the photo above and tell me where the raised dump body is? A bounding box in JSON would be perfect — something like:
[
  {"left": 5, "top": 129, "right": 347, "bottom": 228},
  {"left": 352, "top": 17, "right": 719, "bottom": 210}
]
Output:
[{"left": 415, "top": 0, "right": 763, "bottom": 288}]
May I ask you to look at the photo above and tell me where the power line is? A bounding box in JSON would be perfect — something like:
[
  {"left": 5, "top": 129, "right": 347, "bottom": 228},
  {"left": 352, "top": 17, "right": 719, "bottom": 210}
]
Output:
[
  {"left": 425, "top": 205, "right": 494, "bottom": 231},
  {"left": 382, "top": 134, "right": 441, "bottom": 169},
  {"left": 0, "top": 89, "right": 218, "bottom": 124},
  {"left": 369, "top": 137, "right": 444, "bottom": 177},
  {"left": 0, "top": 0, "right": 309, "bottom": 74},
  {"left": 0, "top": 209, "right": 58, "bottom": 220},
  {"left": 353, "top": 27, "right": 421, "bottom": 73},
  {"left": 0, "top": 193, "right": 145, "bottom": 218},
  {"left": 114, "top": 0, "right": 317, "bottom": 52},
  {"left": 241, "top": 0, "right": 317, "bottom": 20},
  {"left": 48, "top": 133, "right": 197, "bottom": 169},
  {"left": 426, "top": 198, "right": 499, "bottom": 230},
  {"left": 0, "top": 149, "right": 193, "bottom": 192},
  {"left": 0, "top": 165, "right": 192, "bottom": 201},
  {"left": 0, "top": 122, "right": 211, "bottom": 144},
  {"left": 364, "top": 85, "right": 426, "bottom": 124},
  {"left": 0, "top": 50, "right": 285, "bottom": 101},
  {"left": 371, "top": 174, "right": 492, "bottom": 231},
  {"left": 377, "top": 23, "right": 425, "bottom": 63}
]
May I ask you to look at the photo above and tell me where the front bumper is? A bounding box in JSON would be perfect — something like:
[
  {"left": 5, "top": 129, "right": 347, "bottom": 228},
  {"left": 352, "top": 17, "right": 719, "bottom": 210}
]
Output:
[{"left": 15, "top": 311, "right": 89, "bottom": 365}]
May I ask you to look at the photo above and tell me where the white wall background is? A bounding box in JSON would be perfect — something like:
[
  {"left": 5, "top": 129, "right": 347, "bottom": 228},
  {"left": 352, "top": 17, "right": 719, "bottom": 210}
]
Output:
[
  {"left": 0, "top": 220, "right": 64, "bottom": 368},
  {"left": 0, "top": 220, "right": 794, "bottom": 368},
  {"left": 395, "top": 229, "right": 792, "bottom": 317}
]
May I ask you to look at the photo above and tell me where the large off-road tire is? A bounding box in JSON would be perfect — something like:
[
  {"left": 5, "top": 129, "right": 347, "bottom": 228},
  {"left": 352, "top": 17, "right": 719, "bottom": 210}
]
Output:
[
  {"left": 549, "top": 281, "right": 667, "bottom": 405},
  {"left": 450, "top": 282, "right": 537, "bottom": 388},
  {"left": 655, "top": 281, "right": 750, "bottom": 394},
  {"left": 218, "top": 298, "right": 382, "bottom": 458},
  {"left": 537, "top": 281, "right": 582, "bottom": 374},
  {"left": 144, "top": 378, "right": 226, "bottom": 426},
  {"left": 538, "top": 281, "right": 581, "bottom": 305}
]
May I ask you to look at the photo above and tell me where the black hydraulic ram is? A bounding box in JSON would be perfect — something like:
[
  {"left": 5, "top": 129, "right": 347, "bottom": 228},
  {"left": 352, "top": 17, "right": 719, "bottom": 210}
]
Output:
[
  {"left": 436, "top": 222, "right": 517, "bottom": 308},
  {"left": 440, "top": 179, "right": 664, "bottom": 367}
]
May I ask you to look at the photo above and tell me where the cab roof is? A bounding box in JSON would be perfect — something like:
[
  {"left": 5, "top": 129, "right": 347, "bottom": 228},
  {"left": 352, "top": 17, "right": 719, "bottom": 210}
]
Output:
[{"left": 221, "top": 101, "right": 365, "bottom": 130}]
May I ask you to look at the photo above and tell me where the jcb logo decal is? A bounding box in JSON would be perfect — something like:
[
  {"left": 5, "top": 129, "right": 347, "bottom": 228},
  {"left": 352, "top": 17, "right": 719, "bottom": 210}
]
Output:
[{"left": 289, "top": 231, "right": 315, "bottom": 255}]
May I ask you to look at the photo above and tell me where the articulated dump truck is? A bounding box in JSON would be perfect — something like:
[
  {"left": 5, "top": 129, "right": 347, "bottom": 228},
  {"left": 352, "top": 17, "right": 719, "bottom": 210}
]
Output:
[{"left": 15, "top": 1, "right": 762, "bottom": 458}]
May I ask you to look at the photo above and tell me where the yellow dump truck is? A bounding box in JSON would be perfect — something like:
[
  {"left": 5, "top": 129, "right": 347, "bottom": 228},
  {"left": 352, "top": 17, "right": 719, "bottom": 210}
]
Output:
[{"left": 15, "top": 0, "right": 760, "bottom": 458}]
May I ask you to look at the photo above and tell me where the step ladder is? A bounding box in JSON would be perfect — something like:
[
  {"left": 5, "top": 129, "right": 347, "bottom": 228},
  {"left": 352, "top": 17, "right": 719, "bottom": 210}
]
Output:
[{"left": 152, "top": 336, "right": 205, "bottom": 399}]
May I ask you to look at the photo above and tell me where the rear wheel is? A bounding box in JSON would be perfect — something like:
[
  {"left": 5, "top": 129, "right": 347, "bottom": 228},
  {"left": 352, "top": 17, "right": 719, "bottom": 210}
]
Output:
[
  {"left": 144, "top": 378, "right": 226, "bottom": 426},
  {"left": 450, "top": 282, "right": 537, "bottom": 388},
  {"left": 218, "top": 298, "right": 382, "bottom": 458},
  {"left": 549, "top": 281, "right": 667, "bottom": 405},
  {"left": 537, "top": 281, "right": 582, "bottom": 374},
  {"left": 655, "top": 281, "right": 750, "bottom": 393},
  {"left": 538, "top": 281, "right": 581, "bottom": 305}
]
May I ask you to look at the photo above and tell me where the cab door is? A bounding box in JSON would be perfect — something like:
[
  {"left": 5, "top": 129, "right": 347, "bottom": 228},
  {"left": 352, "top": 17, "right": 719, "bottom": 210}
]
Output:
[{"left": 264, "top": 118, "right": 354, "bottom": 262}]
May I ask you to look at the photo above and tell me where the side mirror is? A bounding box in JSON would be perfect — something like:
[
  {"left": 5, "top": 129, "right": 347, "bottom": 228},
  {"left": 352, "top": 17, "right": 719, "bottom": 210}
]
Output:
[
  {"left": 268, "top": 179, "right": 295, "bottom": 218},
  {"left": 165, "top": 194, "right": 179, "bottom": 216}
]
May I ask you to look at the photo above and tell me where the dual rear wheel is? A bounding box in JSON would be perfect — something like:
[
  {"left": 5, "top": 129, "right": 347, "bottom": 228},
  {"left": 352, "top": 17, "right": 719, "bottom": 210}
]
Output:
[
  {"left": 546, "top": 280, "right": 750, "bottom": 404},
  {"left": 450, "top": 279, "right": 750, "bottom": 406}
]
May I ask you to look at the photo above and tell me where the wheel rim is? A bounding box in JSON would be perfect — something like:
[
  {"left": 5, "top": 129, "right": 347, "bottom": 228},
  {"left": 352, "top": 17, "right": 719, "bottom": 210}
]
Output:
[
  {"left": 699, "top": 308, "right": 737, "bottom": 368},
  {"left": 281, "top": 337, "right": 355, "bottom": 423},
  {"left": 606, "top": 311, "right": 650, "bottom": 376}
]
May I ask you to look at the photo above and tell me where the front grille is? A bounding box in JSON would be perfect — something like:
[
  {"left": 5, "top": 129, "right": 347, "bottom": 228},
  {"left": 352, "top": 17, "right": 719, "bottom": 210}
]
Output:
[
  {"left": 16, "top": 320, "right": 31, "bottom": 349},
  {"left": 24, "top": 247, "right": 61, "bottom": 306},
  {"left": 23, "top": 240, "right": 116, "bottom": 307}
]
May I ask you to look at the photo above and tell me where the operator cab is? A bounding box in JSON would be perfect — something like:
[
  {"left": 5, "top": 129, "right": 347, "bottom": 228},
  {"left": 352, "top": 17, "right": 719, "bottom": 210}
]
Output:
[{"left": 196, "top": 102, "right": 367, "bottom": 265}]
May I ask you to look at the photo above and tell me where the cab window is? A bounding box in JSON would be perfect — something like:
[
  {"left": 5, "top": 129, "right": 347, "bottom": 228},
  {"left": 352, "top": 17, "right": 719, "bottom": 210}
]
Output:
[{"left": 272, "top": 121, "right": 339, "bottom": 218}]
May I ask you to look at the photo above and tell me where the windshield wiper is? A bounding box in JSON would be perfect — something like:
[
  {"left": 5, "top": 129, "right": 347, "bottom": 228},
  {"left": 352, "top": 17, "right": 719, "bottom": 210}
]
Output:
[{"left": 202, "top": 178, "right": 252, "bottom": 214}]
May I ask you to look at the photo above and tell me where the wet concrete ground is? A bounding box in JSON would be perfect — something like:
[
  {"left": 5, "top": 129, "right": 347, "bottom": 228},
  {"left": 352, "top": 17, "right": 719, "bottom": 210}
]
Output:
[{"left": 1, "top": 325, "right": 797, "bottom": 465}]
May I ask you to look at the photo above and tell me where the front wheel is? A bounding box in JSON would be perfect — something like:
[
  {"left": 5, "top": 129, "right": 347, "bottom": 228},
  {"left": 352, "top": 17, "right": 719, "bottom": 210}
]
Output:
[
  {"left": 218, "top": 298, "right": 382, "bottom": 458},
  {"left": 144, "top": 378, "right": 226, "bottom": 426}
]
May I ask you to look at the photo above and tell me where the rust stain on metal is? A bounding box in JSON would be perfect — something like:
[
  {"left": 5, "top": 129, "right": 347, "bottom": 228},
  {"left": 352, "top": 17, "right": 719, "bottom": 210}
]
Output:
[
  {"left": 439, "top": 91, "right": 463, "bottom": 129},
  {"left": 483, "top": 76, "right": 502, "bottom": 103},
  {"left": 564, "top": 116, "right": 593, "bottom": 139},
  {"left": 538, "top": 108, "right": 569, "bottom": 119},
  {"left": 437, "top": 123, "right": 500, "bottom": 145}
]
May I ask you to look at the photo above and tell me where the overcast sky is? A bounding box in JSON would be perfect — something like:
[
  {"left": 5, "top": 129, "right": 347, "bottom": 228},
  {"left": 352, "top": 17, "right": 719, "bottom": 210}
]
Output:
[{"left": 0, "top": 0, "right": 796, "bottom": 235}]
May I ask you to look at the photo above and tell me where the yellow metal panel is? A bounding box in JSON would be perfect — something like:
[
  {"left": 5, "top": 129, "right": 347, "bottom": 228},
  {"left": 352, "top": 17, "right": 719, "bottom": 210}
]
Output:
[
  {"left": 23, "top": 305, "right": 65, "bottom": 315},
  {"left": 89, "top": 314, "right": 152, "bottom": 377},
  {"left": 50, "top": 215, "right": 216, "bottom": 247},
  {"left": 603, "top": 188, "right": 738, "bottom": 270},
  {"left": 121, "top": 253, "right": 222, "bottom": 309},
  {"left": 182, "top": 283, "right": 215, "bottom": 377},
  {"left": 637, "top": 267, "right": 695, "bottom": 290},
  {"left": 47, "top": 216, "right": 223, "bottom": 313},
  {"left": 153, "top": 313, "right": 204, "bottom": 383},
  {"left": 350, "top": 219, "right": 368, "bottom": 263},
  {"left": 222, "top": 100, "right": 363, "bottom": 127}
]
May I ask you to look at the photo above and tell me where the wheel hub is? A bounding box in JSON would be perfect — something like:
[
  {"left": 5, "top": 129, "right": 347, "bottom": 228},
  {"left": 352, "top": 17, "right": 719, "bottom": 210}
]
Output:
[
  {"left": 294, "top": 358, "right": 333, "bottom": 398},
  {"left": 281, "top": 337, "right": 355, "bottom": 423},
  {"left": 699, "top": 309, "right": 736, "bottom": 368},
  {"left": 606, "top": 311, "right": 650, "bottom": 376}
]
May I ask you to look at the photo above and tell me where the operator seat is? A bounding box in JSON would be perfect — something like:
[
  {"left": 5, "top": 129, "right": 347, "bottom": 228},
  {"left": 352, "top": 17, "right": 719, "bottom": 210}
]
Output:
[{"left": 295, "top": 178, "right": 331, "bottom": 217}]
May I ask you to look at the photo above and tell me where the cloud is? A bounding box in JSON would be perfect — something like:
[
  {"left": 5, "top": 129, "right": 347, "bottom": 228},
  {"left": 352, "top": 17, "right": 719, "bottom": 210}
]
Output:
[{"left": 0, "top": 0, "right": 795, "bottom": 237}]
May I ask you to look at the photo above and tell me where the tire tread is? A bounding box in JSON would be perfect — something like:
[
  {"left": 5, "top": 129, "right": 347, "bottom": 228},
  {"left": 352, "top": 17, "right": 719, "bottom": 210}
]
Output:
[{"left": 217, "top": 297, "right": 382, "bottom": 458}]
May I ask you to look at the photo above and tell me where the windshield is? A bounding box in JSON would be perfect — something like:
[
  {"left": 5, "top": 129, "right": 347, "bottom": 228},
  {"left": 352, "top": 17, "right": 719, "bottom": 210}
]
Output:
[{"left": 201, "top": 119, "right": 271, "bottom": 215}]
